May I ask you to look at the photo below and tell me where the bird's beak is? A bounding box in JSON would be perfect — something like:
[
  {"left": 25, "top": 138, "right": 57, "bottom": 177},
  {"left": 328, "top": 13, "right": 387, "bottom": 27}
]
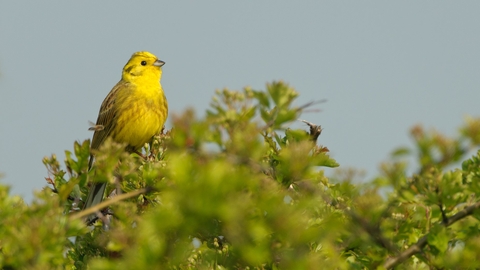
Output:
[{"left": 154, "top": 59, "right": 165, "bottom": 67}]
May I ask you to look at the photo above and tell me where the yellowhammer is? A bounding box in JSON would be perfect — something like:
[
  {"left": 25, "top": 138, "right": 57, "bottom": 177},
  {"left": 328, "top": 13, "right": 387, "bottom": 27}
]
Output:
[{"left": 83, "top": 51, "right": 168, "bottom": 218}]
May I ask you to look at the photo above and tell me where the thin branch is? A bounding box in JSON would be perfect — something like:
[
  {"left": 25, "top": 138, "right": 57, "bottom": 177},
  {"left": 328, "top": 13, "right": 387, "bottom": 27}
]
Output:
[
  {"left": 445, "top": 201, "right": 480, "bottom": 226},
  {"left": 383, "top": 201, "right": 480, "bottom": 269},
  {"left": 299, "top": 119, "right": 322, "bottom": 143},
  {"left": 296, "top": 99, "right": 326, "bottom": 111},
  {"left": 69, "top": 187, "right": 153, "bottom": 221},
  {"left": 438, "top": 202, "right": 448, "bottom": 225}
]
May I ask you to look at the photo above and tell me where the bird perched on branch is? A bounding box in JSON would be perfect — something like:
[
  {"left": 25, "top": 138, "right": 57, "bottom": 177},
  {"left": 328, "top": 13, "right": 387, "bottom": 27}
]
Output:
[{"left": 83, "top": 51, "right": 168, "bottom": 222}]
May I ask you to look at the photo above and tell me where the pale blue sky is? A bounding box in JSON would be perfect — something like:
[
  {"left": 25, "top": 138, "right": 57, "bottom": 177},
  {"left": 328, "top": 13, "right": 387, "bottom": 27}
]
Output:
[{"left": 1, "top": 2, "right": 479, "bottom": 201}]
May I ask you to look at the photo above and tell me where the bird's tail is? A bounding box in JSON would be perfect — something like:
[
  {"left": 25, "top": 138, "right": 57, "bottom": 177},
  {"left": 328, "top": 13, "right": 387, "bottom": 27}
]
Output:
[
  {"left": 83, "top": 182, "right": 107, "bottom": 223},
  {"left": 83, "top": 155, "right": 107, "bottom": 223}
]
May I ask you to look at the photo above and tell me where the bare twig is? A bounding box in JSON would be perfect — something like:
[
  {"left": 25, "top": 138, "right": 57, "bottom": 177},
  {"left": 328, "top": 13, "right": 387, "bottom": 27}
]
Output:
[
  {"left": 69, "top": 187, "right": 153, "bottom": 221},
  {"left": 299, "top": 119, "right": 322, "bottom": 143},
  {"left": 383, "top": 201, "right": 480, "bottom": 269},
  {"left": 296, "top": 99, "right": 326, "bottom": 111}
]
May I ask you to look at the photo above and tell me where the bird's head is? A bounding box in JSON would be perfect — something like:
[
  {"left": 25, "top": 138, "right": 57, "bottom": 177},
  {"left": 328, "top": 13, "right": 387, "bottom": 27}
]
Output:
[{"left": 122, "top": 51, "right": 165, "bottom": 83}]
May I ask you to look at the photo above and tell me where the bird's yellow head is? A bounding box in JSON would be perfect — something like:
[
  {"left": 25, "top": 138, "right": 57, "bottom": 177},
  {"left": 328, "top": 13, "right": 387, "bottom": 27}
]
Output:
[{"left": 122, "top": 51, "right": 165, "bottom": 83}]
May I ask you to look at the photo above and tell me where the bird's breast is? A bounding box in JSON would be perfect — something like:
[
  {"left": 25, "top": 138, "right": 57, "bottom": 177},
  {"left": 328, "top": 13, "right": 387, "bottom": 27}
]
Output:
[{"left": 112, "top": 87, "right": 167, "bottom": 150}]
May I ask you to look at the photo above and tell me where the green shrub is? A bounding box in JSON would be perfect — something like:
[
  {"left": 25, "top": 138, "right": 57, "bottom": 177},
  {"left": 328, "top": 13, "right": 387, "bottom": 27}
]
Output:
[{"left": 1, "top": 81, "right": 480, "bottom": 269}]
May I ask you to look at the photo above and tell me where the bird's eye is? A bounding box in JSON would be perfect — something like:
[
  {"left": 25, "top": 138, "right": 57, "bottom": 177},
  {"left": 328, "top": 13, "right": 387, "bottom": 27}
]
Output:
[{"left": 141, "top": 61, "right": 147, "bottom": 66}]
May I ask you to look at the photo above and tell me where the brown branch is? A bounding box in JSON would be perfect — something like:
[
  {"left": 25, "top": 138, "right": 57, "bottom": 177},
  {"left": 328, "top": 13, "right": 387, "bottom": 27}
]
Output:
[
  {"left": 383, "top": 201, "right": 480, "bottom": 269},
  {"left": 69, "top": 187, "right": 153, "bottom": 221},
  {"left": 299, "top": 119, "right": 322, "bottom": 143},
  {"left": 438, "top": 202, "right": 448, "bottom": 225}
]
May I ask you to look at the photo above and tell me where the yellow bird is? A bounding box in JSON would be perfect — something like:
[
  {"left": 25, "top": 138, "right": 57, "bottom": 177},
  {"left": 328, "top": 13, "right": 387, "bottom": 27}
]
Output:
[{"left": 83, "top": 51, "right": 168, "bottom": 217}]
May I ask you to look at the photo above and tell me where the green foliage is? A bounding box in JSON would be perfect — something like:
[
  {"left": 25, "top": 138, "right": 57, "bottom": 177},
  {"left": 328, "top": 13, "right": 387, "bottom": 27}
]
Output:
[
  {"left": 1, "top": 81, "right": 480, "bottom": 269},
  {"left": 0, "top": 185, "right": 85, "bottom": 268}
]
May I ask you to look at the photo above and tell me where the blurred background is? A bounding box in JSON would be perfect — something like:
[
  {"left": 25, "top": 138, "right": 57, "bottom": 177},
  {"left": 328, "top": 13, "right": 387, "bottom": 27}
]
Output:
[{"left": 1, "top": 2, "right": 479, "bottom": 201}]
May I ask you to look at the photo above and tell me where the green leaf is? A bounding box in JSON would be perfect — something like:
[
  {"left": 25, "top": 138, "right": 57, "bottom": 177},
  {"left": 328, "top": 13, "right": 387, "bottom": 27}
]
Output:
[{"left": 428, "top": 226, "right": 449, "bottom": 253}]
